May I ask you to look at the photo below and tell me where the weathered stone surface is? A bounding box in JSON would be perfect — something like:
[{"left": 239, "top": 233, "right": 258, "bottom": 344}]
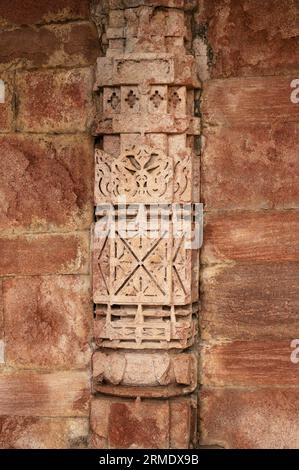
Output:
[
  {"left": 202, "top": 77, "right": 299, "bottom": 126},
  {"left": 0, "top": 23, "right": 99, "bottom": 71},
  {"left": 200, "top": 388, "right": 299, "bottom": 449},
  {"left": 16, "top": 68, "right": 94, "bottom": 133},
  {"left": 0, "top": 417, "right": 88, "bottom": 449},
  {"left": 201, "top": 263, "right": 299, "bottom": 340},
  {"left": 195, "top": 0, "right": 299, "bottom": 78},
  {"left": 0, "top": 134, "right": 93, "bottom": 233},
  {"left": 0, "top": 0, "right": 90, "bottom": 27},
  {"left": 202, "top": 124, "right": 299, "bottom": 210},
  {"left": 0, "top": 232, "right": 89, "bottom": 276},
  {"left": 202, "top": 340, "right": 298, "bottom": 387},
  {"left": 93, "top": 351, "right": 197, "bottom": 397},
  {"left": 0, "top": 371, "right": 89, "bottom": 416},
  {"left": 95, "top": 55, "right": 200, "bottom": 87},
  {"left": 90, "top": 397, "right": 196, "bottom": 449},
  {"left": 109, "top": 1, "right": 197, "bottom": 10},
  {"left": 4, "top": 275, "right": 92, "bottom": 369},
  {"left": 203, "top": 212, "right": 299, "bottom": 264},
  {"left": 0, "top": 72, "right": 14, "bottom": 132},
  {"left": 94, "top": 303, "right": 198, "bottom": 350}
]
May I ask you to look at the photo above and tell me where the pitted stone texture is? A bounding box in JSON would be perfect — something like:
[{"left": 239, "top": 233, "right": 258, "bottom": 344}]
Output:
[
  {"left": 0, "top": 134, "right": 93, "bottom": 233},
  {"left": 201, "top": 340, "right": 299, "bottom": 388},
  {"left": 195, "top": 0, "right": 299, "bottom": 78},
  {"left": 201, "top": 262, "right": 299, "bottom": 341},
  {"left": 17, "top": 68, "right": 94, "bottom": 133},
  {"left": 92, "top": 351, "right": 197, "bottom": 397},
  {"left": 4, "top": 276, "right": 91, "bottom": 369},
  {"left": 90, "top": 397, "right": 196, "bottom": 449},
  {"left": 203, "top": 77, "right": 299, "bottom": 126},
  {"left": 0, "top": 232, "right": 89, "bottom": 276},
  {"left": 0, "top": 417, "right": 88, "bottom": 449},
  {"left": 0, "top": 0, "right": 90, "bottom": 27}
]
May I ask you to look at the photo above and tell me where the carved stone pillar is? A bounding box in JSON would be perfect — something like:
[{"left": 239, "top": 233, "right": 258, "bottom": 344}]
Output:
[{"left": 91, "top": 0, "right": 201, "bottom": 449}]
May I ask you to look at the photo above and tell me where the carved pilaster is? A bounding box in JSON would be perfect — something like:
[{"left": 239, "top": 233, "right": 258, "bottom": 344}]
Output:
[{"left": 92, "top": 0, "right": 201, "bottom": 449}]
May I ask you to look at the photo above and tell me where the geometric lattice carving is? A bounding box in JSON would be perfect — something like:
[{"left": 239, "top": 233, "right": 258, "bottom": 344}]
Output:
[
  {"left": 92, "top": 1, "right": 201, "bottom": 447},
  {"left": 95, "top": 143, "right": 197, "bottom": 204},
  {"left": 94, "top": 303, "right": 198, "bottom": 350},
  {"left": 95, "top": 145, "right": 172, "bottom": 203},
  {"left": 93, "top": 206, "right": 199, "bottom": 305}
]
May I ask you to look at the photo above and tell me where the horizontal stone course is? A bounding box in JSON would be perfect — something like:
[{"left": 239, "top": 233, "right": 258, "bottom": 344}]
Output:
[
  {"left": 202, "top": 123, "right": 299, "bottom": 210},
  {"left": 90, "top": 397, "right": 196, "bottom": 449},
  {"left": 195, "top": 0, "right": 299, "bottom": 78},
  {"left": 0, "top": 22, "right": 99, "bottom": 71},
  {"left": 0, "top": 232, "right": 89, "bottom": 276},
  {"left": 201, "top": 262, "right": 299, "bottom": 341},
  {"left": 0, "top": 371, "right": 89, "bottom": 417},
  {"left": 200, "top": 387, "right": 299, "bottom": 449},
  {"left": 202, "top": 211, "right": 299, "bottom": 264},
  {"left": 0, "top": 133, "right": 93, "bottom": 233},
  {"left": 0, "top": 0, "right": 90, "bottom": 27},
  {"left": 201, "top": 340, "right": 298, "bottom": 387}
]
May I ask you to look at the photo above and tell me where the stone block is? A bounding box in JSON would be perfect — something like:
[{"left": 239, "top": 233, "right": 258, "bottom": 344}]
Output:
[
  {"left": 0, "top": 72, "right": 14, "bottom": 132},
  {"left": 202, "top": 124, "right": 299, "bottom": 210},
  {"left": 95, "top": 54, "right": 200, "bottom": 87},
  {"left": 0, "top": 417, "right": 88, "bottom": 449},
  {"left": 203, "top": 211, "right": 299, "bottom": 264},
  {"left": 0, "top": 0, "right": 90, "bottom": 27},
  {"left": 201, "top": 262, "right": 299, "bottom": 341},
  {"left": 0, "top": 232, "right": 89, "bottom": 276},
  {"left": 0, "top": 134, "right": 93, "bottom": 233},
  {"left": 4, "top": 275, "right": 92, "bottom": 369},
  {"left": 93, "top": 207, "right": 199, "bottom": 304},
  {"left": 203, "top": 77, "right": 299, "bottom": 126},
  {"left": 90, "top": 397, "right": 196, "bottom": 448}
]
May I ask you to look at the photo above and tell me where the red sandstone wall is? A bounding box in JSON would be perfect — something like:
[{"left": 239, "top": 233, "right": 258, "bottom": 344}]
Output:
[
  {"left": 0, "top": 0, "right": 298, "bottom": 449},
  {"left": 197, "top": 0, "right": 299, "bottom": 449},
  {"left": 0, "top": 0, "right": 99, "bottom": 448}
]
